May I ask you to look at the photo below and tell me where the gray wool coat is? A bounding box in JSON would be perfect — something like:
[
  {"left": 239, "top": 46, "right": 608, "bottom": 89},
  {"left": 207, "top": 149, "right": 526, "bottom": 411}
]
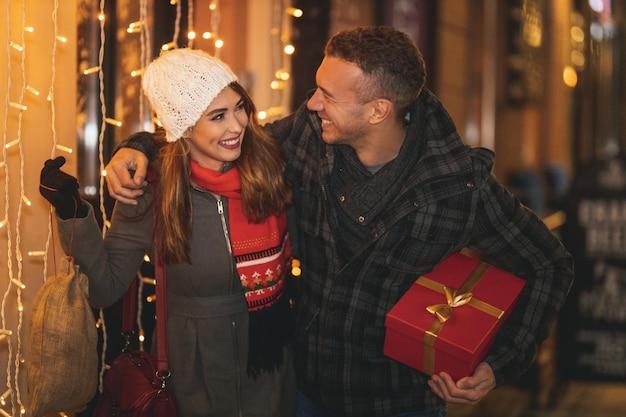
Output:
[{"left": 57, "top": 183, "right": 296, "bottom": 417}]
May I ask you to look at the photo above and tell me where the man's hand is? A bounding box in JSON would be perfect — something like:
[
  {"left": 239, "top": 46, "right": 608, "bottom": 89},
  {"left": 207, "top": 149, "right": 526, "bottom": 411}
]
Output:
[
  {"left": 427, "top": 362, "right": 496, "bottom": 405},
  {"left": 104, "top": 148, "right": 149, "bottom": 205}
]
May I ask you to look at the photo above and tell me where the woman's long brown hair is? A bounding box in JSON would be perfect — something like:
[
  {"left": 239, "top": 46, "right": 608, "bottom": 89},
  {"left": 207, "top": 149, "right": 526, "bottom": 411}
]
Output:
[{"left": 153, "top": 82, "right": 292, "bottom": 264}]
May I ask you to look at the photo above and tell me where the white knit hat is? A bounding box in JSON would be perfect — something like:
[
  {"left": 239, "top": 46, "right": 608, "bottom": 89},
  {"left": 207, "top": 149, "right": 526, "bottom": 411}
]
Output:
[{"left": 142, "top": 48, "right": 238, "bottom": 142}]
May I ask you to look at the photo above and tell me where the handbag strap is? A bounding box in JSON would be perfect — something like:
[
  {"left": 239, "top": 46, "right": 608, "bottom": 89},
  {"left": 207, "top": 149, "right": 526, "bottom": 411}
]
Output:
[
  {"left": 120, "top": 178, "right": 170, "bottom": 377},
  {"left": 121, "top": 279, "right": 137, "bottom": 336},
  {"left": 153, "top": 236, "right": 169, "bottom": 375}
]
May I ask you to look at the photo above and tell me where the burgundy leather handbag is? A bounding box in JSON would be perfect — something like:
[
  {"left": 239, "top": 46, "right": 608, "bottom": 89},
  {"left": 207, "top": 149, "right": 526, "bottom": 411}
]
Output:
[{"left": 93, "top": 225, "right": 177, "bottom": 417}]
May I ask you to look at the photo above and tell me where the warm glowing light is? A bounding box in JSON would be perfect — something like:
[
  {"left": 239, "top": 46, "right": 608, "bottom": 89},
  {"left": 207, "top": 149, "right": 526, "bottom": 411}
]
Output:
[
  {"left": 275, "top": 69, "right": 290, "bottom": 80},
  {"left": 270, "top": 80, "right": 285, "bottom": 90},
  {"left": 215, "top": 39, "right": 224, "bottom": 49},
  {"left": 283, "top": 44, "right": 295, "bottom": 55},
  {"left": 161, "top": 41, "right": 176, "bottom": 51},
  {"left": 105, "top": 118, "right": 123, "bottom": 127},
  {"left": 23, "top": 26, "right": 34, "bottom": 33},
  {"left": 5, "top": 139, "right": 20, "bottom": 149},
  {"left": 98, "top": 13, "right": 105, "bottom": 21},
  {"left": 9, "top": 102, "right": 27, "bottom": 111},
  {"left": 83, "top": 66, "right": 100, "bottom": 75},
  {"left": 21, "top": 195, "right": 32, "bottom": 207},
  {"left": 202, "top": 32, "right": 213, "bottom": 39},
  {"left": 56, "top": 35, "right": 68, "bottom": 43},
  {"left": 56, "top": 144, "right": 73, "bottom": 153},
  {"left": 26, "top": 85, "right": 40, "bottom": 96},
  {"left": 286, "top": 7, "right": 303, "bottom": 18},
  {"left": 127, "top": 21, "right": 143, "bottom": 34},
  {"left": 28, "top": 251, "right": 45, "bottom": 257},
  {"left": 209, "top": 2, "right": 217, "bottom": 10},
  {"left": 292, "top": 259, "right": 301, "bottom": 276},
  {"left": 131, "top": 69, "right": 144, "bottom": 77},
  {"left": 11, "top": 278, "right": 25, "bottom": 290},
  {"left": 10, "top": 42, "right": 23, "bottom": 51},
  {"left": 571, "top": 26, "right": 585, "bottom": 43},
  {"left": 563, "top": 65, "right": 578, "bottom": 87},
  {"left": 571, "top": 50, "right": 585, "bottom": 68},
  {"left": 0, "top": 219, "right": 7, "bottom": 228},
  {"left": 0, "top": 389, "right": 10, "bottom": 406},
  {"left": 188, "top": 31, "right": 197, "bottom": 40},
  {"left": 257, "top": 106, "right": 284, "bottom": 121}
]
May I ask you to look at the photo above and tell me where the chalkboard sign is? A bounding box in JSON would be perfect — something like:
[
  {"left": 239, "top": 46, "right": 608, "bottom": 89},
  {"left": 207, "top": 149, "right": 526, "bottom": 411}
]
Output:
[{"left": 560, "top": 156, "right": 626, "bottom": 381}]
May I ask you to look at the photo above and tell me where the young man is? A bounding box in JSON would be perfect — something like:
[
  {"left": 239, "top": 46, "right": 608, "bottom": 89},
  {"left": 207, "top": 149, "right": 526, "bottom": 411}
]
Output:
[{"left": 105, "top": 26, "right": 574, "bottom": 417}]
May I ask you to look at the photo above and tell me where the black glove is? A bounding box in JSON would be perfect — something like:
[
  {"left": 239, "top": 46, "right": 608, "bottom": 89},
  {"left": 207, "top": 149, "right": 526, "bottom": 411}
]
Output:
[{"left": 39, "top": 156, "right": 89, "bottom": 219}]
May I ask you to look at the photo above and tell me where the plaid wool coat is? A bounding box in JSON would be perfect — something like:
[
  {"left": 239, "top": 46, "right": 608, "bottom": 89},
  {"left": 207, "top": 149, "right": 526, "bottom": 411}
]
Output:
[{"left": 265, "top": 89, "right": 574, "bottom": 416}]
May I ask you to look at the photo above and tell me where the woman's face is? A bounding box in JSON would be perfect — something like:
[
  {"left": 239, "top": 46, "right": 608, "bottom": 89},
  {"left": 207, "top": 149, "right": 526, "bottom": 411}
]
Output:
[{"left": 186, "top": 86, "right": 248, "bottom": 171}]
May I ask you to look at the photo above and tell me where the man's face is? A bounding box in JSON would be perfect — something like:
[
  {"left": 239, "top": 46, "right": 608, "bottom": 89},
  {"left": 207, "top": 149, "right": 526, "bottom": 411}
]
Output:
[{"left": 306, "top": 57, "right": 370, "bottom": 147}]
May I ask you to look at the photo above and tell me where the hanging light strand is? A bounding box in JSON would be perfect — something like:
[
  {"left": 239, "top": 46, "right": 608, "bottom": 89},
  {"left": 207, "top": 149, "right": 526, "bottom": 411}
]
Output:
[
  {"left": 258, "top": 0, "right": 300, "bottom": 121},
  {"left": 213, "top": 1, "right": 223, "bottom": 56},
  {"left": 136, "top": 272, "right": 146, "bottom": 351},
  {"left": 139, "top": 0, "right": 151, "bottom": 127},
  {"left": 11, "top": 0, "right": 28, "bottom": 409},
  {"left": 97, "top": 0, "right": 107, "bottom": 239},
  {"left": 96, "top": 0, "right": 109, "bottom": 394},
  {"left": 187, "top": 0, "right": 195, "bottom": 48},
  {"left": 1, "top": 0, "right": 17, "bottom": 413},
  {"left": 172, "top": 0, "right": 182, "bottom": 49}
]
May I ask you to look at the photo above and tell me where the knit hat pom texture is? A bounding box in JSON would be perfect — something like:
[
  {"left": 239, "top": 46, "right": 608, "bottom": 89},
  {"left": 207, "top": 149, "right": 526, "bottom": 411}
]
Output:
[{"left": 142, "top": 48, "right": 238, "bottom": 142}]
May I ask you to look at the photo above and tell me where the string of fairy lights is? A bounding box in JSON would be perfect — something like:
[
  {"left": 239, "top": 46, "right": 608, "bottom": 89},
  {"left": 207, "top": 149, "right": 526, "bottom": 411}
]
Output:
[{"left": 0, "top": 1, "right": 301, "bottom": 415}]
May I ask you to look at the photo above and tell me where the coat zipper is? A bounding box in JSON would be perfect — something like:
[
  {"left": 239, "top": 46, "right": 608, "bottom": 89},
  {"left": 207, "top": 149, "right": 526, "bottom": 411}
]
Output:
[{"left": 215, "top": 195, "right": 244, "bottom": 417}]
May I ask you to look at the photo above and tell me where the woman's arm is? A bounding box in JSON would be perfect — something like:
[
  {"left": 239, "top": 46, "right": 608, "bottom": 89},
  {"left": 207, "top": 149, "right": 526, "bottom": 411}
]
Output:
[{"left": 56, "top": 193, "right": 153, "bottom": 308}]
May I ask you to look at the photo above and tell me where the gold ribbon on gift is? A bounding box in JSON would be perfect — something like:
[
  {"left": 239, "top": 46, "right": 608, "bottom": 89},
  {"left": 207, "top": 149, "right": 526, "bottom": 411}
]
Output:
[
  {"left": 426, "top": 287, "right": 473, "bottom": 323},
  {"left": 417, "top": 260, "right": 505, "bottom": 375}
]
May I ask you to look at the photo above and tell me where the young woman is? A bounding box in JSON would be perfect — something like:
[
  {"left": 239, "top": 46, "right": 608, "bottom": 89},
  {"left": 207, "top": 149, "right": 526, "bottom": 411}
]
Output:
[{"left": 39, "top": 49, "right": 296, "bottom": 417}]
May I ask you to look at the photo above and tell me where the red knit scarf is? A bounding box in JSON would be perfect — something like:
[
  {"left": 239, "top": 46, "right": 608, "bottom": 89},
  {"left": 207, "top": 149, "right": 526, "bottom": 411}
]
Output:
[{"left": 189, "top": 160, "right": 291, "bottom": 312}]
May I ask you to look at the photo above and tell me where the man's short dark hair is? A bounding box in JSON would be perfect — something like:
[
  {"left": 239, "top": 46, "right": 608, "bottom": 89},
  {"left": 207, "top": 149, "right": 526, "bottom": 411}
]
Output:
[{"left": 325, "top": 26, "right": 427, "bottom": 117}]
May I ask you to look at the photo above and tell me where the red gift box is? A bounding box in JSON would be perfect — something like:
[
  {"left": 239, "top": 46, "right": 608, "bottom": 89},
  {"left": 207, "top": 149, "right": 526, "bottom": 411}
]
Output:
[{"left": 384, "top": 252, "right": 526, "bottom": 381}]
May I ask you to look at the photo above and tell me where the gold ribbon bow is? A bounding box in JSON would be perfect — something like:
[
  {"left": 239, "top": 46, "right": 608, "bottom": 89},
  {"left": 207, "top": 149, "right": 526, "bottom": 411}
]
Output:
[
  {"left": 426, "top": 286, "right": 473, "bottom": 323},
  {"left": 416, "top": 260, "right": 505, "bottom": 375}
]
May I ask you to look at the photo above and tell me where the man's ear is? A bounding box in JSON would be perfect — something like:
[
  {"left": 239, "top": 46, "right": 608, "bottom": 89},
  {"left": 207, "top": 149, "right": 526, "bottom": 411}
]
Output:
[{"left": 369, "top": 99, "right": 393, "bottom": 124}]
